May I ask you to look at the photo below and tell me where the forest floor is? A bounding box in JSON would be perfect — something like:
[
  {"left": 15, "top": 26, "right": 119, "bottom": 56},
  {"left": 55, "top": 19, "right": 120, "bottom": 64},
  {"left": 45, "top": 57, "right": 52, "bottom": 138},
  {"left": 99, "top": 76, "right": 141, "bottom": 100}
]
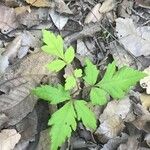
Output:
[{"left": 0, "top": 0, "right": 150, "bottom": 150}]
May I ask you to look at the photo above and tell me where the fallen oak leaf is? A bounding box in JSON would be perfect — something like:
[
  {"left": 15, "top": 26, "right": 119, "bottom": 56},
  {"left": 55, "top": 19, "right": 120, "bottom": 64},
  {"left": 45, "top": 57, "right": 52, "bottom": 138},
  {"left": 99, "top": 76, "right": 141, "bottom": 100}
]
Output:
[{"left": 25, "top": 0, "right": 51, "bottom": 7}]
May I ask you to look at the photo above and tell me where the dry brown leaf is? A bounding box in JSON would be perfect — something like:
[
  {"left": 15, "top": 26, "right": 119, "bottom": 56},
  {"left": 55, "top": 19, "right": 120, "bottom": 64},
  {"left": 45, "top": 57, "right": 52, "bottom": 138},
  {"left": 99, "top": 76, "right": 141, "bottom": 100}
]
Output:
[
  {"left": 54, "top": 0, "right": 73, "bottom": 14},
  {"left": 145, "top": 134, "right": 150, "bottom": 147},
  {"left": 118, "top": 137, "right": 139, "bottom": 150},
  {"left": 84, "top": 3, "right": 102, "bottom": 24},
  {"left": 0, "top": 36, "right": 22, "bottom": 74},
  {"left": 140, "top": 94, "right": 150, "bottom": 110},
  {"left": 116, "top": 18, "right": 150, "bottom": 57},
  {"left": 110, "top": 42, "right": 136, "bottom": 69},
  {"left": 0, "top": 5, "right": 19, "bottom": 34},
  {"left": 0, "top": 52, "right": 57, "bottom": 125},
  {"left": 100, "top": 97, "right": 134, "bottom": 122},
  {"left": 0, "top": 113, "right": 8, "bottom": 129},
  {"left": 132, "top": 104, "right": 150, "bottom": 133},
  {"left": 18, "top": 31, "right": 42, "bottom": 58},
  {"left": 96, "top": 115, "right": 125, "bottom": 143},
  {"left": 2, "top": 36, "right": 22, "bottom": 59},
  {"left": 135, "top": 0, "right": 150, "bottom": 9},
  {"left": 99, "top": 0, "right": 117, "bottom": 13},
  {"left": 0, "top": 129, "right": 21, "bottom": 150},
  {"left": 101, "top": 133, "right": 128, "bottom": 150},
  {"left": 140, "top": 66, "right": 150, "bottom": 94},
  {"left": 16, "top": 8, "right": 41, "bottom": 28},
  {"left": 25, "top": 0, "right": 51, "bottom": 7},
  {"left": 37, "top": 129, "right": 51, "bottom": 150},
  {"left": 49, "top": 10, "right": 68, "bottom": 30},
  {"left": 95, "top": 98, "right": 134, "bottom": 142},
  {"left": 15, "top": 6, "right": 31, "bottom": 15}
]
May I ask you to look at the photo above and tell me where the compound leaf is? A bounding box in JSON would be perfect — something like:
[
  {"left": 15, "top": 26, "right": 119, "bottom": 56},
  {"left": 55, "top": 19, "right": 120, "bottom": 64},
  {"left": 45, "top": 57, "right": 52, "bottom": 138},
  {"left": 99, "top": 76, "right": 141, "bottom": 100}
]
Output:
[
  {"left": 90, "top": 87, "right": 107, "bottom": 105},
  {"left": 33, "top": 84, "right": 70, "bottom": 104},
  {"left": 64, "top": 46, "right": 75, "bottom": 64},
  {"left": 47, "top": 59, "right": 66, "bottom": 72},
  {"left": 42, "top": 30, "right": 64, "bottom": 59},
  {"left": 74, "top": 100, "right": 96, "bottom": 130},
  {"left": 97, "top": 63, "right": 146, "bottom": 99},
  {"left": 83, "top": 58, "right": 99, "bottom": 85},
  {"left": 74, "top": 69, "right": 82, "bottom": 78},
  {"left": 49, "top": 102, "right": 77, "bottom": 150},
  {"left": 65, "top": 75, "right": 76, "bottom": 90}
]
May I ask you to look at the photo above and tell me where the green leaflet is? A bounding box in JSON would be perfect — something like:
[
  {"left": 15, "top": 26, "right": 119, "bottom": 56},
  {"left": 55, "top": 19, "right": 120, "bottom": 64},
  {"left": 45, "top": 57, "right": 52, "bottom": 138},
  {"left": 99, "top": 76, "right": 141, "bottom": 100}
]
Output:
[
  {"left": 65, "top": 69, "right": 82, "bottom": 90},
  {"left": 32, "top": 85, "right": 70, "bottom": 104},
  {"left": 74, "top": 69, "right": 82, "bottom": 78},
  {"left": 64, "top": 46, "right": 75, "bottom": 64},
  {"left": 90, "top": 87, "right": 107, "bottom": 105},
  {"left": 47, "top": 59, "right": 66, "bottom": 72},
  {"left": 65, "top": 75, "right": 76, "bottom": 90},
  {"left": 83, "top": 58, "right": 99, "bottom": 85},
  {"left": 42, "top": 30, "right": 64, "bottom": 59},
  {"left": 97, "top": 63, "right": 146, "bottom": 99},
  {"left": 74, "top": 100, "right": 97, "bottom": 130},
  {"left": 49, "top": 102, "right": 77, "bottom": 150}
]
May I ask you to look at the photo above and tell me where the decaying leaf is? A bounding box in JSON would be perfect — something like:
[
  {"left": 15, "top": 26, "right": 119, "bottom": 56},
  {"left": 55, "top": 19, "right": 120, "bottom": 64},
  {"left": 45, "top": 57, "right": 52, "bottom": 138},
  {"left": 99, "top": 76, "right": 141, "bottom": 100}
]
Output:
[
  {"left": 16, "top": 8, "right": 47, "bottom": 28},
  {"left": 99, "top": 0, "right": 117, "bottom": 13},
  {"left": 84, "top": 3, "right": 102, "bottom": 24},
  {"left": 132, "top": 104, "right": 150, "bottom": 133},
  {"left": 95, "top": 97, "right": 134, "bottom": 142},
  {"left": 135, "top": 0, "right": 150, "bottom": 9},
  {"left": 16, "top": 109, "right": 38, "bottom": 141},
  {"left": 145, "top": 134, "right": 150, "bottom": 147},
  {"left": 101, "top": 133, "right": 128, "bottom": 150},
  {"left": 18, "top": 31, "right": 42, "bottom": 58},
  {"left": 116, "top": 18, "right": 150, "bottom": 57},
  {"left": 0, "top": 129, "right": 21, "bottom": 150},
  {"left": 96, "top": 115, "right": 125, "bottom": 143},
  {"left": 0, "top": 113, "right": 8, "bottom": 129},
  {"left": 0, "top": 77, "right": 37, "bottom": 126},
  {"left": 140, "top": 66, "right": 150, "bottom": 94},
  {"left": 49, "top": 10, "right": 68, "bottom": 30},
  {"left": 140, "top": 94, "right": 150, "bottom": 110},
  {"left": 25, "top": 0, "right": 51, "bottom": 7},
  {"left": 109, "top": 42, "right": 136, "bottom": 69},
  {"left": 118, "top": 137, "right": 139, "bottom": 150},
  {"left": 0, "top": 36, "right": 22, "bottom": 74},
  {"left": 0, "top": 55, "right": 9, "bottom": 74},
  {"left": 0, "top": 52, "right": 57, "bottom": 125},
  {"left": 0, "top": 5, "right": 19, "bottom": 34},
  {"left": 54, "top": 0, "right": 73, "bottom": 14},
  {"left": 36, "top": 129, "right": 51, "bottom": 150},
  {"left": 2, "top": 36, "right": 22, "bottom": 59}
]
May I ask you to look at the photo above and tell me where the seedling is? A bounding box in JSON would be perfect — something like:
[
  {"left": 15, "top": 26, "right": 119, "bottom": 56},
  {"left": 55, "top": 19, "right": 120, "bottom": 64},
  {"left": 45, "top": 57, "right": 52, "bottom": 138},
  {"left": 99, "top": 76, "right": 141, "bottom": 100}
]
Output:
[{"left": 33, "top": 30, "right": 146, "bottom": 150}]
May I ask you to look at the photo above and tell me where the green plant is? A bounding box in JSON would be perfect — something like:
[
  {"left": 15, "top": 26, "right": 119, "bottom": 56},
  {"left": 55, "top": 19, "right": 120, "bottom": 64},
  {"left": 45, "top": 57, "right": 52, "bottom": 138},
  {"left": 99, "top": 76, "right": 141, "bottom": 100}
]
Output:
[{"left": 33, "top": 30, "right": 146, "bottom": 150}]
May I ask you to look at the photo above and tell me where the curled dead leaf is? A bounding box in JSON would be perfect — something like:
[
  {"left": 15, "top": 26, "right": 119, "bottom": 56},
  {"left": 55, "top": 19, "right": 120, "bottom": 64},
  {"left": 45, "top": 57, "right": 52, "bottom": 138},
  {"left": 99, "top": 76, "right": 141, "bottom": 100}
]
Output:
[{"left": 0, "top": 129, "right": 21, "bottom": 150}]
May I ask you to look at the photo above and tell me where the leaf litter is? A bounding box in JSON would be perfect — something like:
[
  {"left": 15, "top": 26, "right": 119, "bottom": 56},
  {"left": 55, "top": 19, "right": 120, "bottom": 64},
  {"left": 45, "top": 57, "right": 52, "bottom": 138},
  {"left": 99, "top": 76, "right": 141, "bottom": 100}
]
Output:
[{"left": 0, "top": 0, "right": 150, "bottom": 149}]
